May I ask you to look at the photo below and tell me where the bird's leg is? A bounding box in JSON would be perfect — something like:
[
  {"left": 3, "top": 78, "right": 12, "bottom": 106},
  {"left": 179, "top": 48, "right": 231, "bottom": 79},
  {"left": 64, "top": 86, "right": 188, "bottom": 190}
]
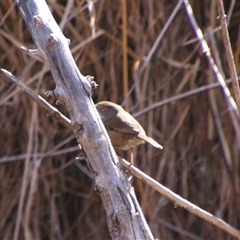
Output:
[{"left": 130, "top": 147, "right": 134, "bottom": 165}]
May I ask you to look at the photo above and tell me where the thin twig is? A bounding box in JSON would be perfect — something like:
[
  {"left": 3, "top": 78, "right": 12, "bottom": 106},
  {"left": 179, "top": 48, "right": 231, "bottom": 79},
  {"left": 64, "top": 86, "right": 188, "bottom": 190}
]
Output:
[
  {"left": 122, "top": 1, "right": 182, "bottom": 106},
  {"left": 24, "top": 103, "right": 39, "bottom": 239},
  {"left": 226, "top": 0, "right": 236, "bottom": 24},
  {"left": 59, "top": 0, "right": 74, "bottom": 30},
  {"left": 208, "top": 78, "right": 232, "bottom": 167},
  {"left": 1, "top": 69, "right": 72, "bottom": 130},
  {"left": 183, "top": 0, "right": 239, "bottom": 118},
  {"left": 133, "top": 76, "right": 240, "bottom": 118},
  {"left": 0, "top": 146, "right": 79, "bottom": 164},
  {"left": 155, "top": 217, "right": 203, "bottom": 240},
  {"left": 87, "top": 0, "right": 96, "bottom": 36},
  {"left": 14, "top": 103, "right": 37, "bottom": 240},
  {"left": 122, "top": 0, "right": 129, "bottom": 109},
  {"left": 118, "top": 157, "right": 240, "bottom": 239},
  {"left": 216, "top": 0, "right": 240, "bottom": 110},
  {"left": 0, "top": 2, "right": 16, "bottom": 27},
  {"left": 184, "top": 0, "right": 235, "bottom": 46}
]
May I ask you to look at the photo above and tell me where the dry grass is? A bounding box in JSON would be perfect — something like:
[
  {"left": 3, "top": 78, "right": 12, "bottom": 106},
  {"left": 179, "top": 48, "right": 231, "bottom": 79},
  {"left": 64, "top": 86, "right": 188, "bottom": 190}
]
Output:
[{"left": 0, "top": 0, "right": 240, "bottom": 239}]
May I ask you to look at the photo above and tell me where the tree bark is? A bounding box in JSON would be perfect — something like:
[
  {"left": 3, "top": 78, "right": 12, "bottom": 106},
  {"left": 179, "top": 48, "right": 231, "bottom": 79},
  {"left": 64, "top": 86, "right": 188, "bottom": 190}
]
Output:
[{"left": 16, "top": 0, "right": 154, "bottom": 239}]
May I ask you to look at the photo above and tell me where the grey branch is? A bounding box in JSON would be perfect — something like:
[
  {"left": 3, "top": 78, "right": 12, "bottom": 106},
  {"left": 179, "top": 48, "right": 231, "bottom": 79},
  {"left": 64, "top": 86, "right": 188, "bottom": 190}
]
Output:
[{"left": 13, "top": 0, "right": 154, "bottom": 239}]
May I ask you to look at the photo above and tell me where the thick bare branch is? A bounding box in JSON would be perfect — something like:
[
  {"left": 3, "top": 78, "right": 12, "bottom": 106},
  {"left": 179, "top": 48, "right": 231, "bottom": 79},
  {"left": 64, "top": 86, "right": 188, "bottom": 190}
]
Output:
[{"left": 14, "top": 0, "right": 153, "bottom": 239}]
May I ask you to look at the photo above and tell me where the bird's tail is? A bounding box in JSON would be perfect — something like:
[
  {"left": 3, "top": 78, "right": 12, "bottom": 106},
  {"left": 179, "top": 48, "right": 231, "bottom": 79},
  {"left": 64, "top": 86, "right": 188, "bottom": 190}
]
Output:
[{"left": 138, "top": 134, "right": 163, "bottom": 149}]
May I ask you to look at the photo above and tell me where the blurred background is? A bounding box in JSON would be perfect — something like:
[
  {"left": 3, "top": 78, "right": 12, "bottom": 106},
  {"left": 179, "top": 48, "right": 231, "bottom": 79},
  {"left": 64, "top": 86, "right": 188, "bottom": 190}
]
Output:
[{"left": 0, "top": 0, "right": 240, "bottom": 239}]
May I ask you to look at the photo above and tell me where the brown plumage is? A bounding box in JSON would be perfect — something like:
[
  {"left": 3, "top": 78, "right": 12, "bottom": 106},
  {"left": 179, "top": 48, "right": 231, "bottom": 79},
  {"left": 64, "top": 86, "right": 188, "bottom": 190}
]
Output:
[{"left": 95, "top": 101, "right": 163, "bottom": 151}]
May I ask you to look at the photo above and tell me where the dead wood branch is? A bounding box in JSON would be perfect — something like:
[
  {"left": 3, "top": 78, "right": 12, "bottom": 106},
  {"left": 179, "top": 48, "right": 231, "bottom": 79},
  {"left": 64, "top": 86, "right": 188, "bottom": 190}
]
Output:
[{"left": 12, "top": 0, "right": 154, "bottom": 239}]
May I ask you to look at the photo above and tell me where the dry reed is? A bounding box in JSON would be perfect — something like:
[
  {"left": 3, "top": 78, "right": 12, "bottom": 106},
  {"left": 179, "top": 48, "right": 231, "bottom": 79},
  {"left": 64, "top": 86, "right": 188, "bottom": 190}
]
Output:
[{"left": 0, "top": 1, "right": 240, "bottom": 239}]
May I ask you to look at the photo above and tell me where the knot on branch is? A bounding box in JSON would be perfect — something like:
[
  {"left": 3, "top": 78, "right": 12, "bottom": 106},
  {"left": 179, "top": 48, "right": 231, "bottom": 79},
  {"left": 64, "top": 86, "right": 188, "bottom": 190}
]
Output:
[
  {"left": 80, "top": 75, "right": 91, "bottom": 97},
  {"left": 48, "top": 34, "right": 58, "bottom": 50},
  {"left": 94, "top": 184, "right": 105, "bottom": 193},
  {"left": 73, "top": 122, "right": 84, "bottom": 136},
  {"left": 33, "top": 15, "right": 43, "bottom": 27},
  {"left": 45, "top": 86, "right": 66, "bottom": 105},
  {"left": 86, "top": 75, "right": 98, "bottom": 95}
]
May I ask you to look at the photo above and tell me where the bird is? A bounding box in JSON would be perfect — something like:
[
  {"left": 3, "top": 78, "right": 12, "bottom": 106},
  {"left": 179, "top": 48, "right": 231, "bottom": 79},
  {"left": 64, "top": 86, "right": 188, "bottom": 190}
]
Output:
[{"left": 95, "top": 101, "right": 163, "bottom": 163}]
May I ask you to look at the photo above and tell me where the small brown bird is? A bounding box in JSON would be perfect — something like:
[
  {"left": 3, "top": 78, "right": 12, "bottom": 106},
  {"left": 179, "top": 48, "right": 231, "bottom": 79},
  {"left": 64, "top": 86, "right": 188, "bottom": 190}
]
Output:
[{"left": 96, "top": 101, "right": 163, "bottom": 162}]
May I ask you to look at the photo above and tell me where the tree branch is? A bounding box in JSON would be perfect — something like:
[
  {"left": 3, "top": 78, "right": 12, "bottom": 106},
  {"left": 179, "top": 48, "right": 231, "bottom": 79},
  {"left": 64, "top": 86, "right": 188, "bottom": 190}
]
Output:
[{"left": 13, "top": 0, "right": 153, "bottom": 239}]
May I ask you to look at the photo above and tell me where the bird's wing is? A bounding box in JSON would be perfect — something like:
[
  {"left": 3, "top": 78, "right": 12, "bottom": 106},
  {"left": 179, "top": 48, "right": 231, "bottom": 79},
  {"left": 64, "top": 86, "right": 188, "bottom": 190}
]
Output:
[
  {"left": 112, "top": 111, "right": 145, "bottom": 135},
  {"left": 97, "top": 101, "right": 146, "bottom": 135}
]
